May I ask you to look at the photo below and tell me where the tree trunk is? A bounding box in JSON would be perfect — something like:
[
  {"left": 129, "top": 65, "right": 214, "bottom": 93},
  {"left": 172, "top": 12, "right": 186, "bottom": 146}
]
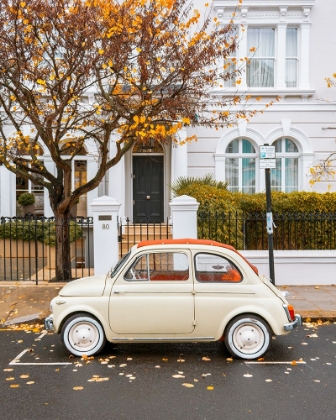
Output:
[{"left": 54, "top": 210, "right": 72, "bottom": 281}]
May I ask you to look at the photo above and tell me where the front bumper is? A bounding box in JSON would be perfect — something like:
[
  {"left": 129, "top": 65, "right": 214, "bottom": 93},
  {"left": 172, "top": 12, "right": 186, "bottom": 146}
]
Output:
[
  {"left": 44, "top": 315, "right": 54, "bottom": 332},
  {"left": 284, "top": 314, "right": 302, "bottom": 331}
]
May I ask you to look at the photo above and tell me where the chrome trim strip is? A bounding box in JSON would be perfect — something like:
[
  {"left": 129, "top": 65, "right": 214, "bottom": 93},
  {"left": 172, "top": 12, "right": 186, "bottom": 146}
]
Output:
[{"left": 112, "top": 337, "right": 215, "bottom": 341}]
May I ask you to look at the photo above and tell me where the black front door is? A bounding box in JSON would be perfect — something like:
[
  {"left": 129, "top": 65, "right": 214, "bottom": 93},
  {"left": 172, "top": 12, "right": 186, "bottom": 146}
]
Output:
[{"left": 133, "top": 156, "right": 164, "bottom": 222}]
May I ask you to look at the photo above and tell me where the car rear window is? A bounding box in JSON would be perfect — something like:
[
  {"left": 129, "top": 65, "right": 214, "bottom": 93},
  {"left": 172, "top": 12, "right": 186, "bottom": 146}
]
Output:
[{"left": 194, "top": 253, "right": 242, "bottom": 283}]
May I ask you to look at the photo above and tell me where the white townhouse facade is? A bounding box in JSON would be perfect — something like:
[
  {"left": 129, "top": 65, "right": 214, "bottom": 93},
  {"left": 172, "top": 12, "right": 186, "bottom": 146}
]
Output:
[{"left": 1, "top": 0, "right": 335, "bottom": 222}]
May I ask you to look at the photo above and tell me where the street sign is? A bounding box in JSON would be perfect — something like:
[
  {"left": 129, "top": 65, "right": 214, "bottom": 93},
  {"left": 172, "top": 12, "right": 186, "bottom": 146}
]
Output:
[
  {"left": 260, "top": 145, "right": 275, "bottom": 159},
  {"left": 260, "top": 159, "right": 276, "bottom": 169}
]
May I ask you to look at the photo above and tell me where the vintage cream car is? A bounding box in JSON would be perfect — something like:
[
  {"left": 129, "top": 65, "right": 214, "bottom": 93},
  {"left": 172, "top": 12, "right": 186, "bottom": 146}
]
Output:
[{"left": 45, "top": 239, "right": 301, "bottom": 360}]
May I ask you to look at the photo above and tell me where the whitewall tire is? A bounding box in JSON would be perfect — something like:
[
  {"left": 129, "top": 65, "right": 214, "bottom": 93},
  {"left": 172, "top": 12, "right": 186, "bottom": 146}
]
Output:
[
  {"left": 224, "top": 314, "right": 271, "bottom": 360},
  {"left": 61, "top": 313, "right": 106, "bottom": 356}
]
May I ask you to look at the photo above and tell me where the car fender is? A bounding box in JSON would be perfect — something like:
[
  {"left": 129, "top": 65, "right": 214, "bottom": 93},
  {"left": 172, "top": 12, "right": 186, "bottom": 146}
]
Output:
[
  {"left": 216, "top": 304, "right": 289, "bottom": 340},
  {"left": 52, "top": 297, "right": 110, "bottom": 335}
]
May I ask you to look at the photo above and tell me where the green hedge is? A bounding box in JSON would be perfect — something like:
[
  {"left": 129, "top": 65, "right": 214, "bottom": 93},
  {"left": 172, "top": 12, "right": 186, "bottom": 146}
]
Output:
[
  {"left": 171, "top": 176, "right": 336, "bottom": 250},
  {"left": 0, "top": 220, "right": 83, "bottom": 246}
]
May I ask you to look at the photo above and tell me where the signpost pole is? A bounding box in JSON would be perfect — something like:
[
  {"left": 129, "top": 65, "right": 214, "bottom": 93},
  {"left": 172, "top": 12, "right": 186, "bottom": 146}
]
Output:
[
  {"left": 260, "top": 144, "right": 276, "bottom": 285},
  {"left": 265, "top": 167, "right": 275, "bottom": 285}
]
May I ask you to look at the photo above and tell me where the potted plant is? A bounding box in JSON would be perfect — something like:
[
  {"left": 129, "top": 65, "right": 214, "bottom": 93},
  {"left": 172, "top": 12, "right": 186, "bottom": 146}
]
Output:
[{"left": 18, "top": 192, "right": 35, "bottom": 216}]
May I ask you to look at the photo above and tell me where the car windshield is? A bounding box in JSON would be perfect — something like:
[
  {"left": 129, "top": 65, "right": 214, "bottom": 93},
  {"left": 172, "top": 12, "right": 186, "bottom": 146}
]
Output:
[{"left": 108, "top": 251, "right": 131, "bottom": 278}]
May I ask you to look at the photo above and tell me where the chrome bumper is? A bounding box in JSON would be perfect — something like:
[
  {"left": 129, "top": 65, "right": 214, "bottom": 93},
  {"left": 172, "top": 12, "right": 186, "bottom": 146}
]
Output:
[
  {"left": 44, "top": 315, "right": 54, "bottom": 331},
  {"left": 284, "top": 314, "right": 302, "bottom": 331}
]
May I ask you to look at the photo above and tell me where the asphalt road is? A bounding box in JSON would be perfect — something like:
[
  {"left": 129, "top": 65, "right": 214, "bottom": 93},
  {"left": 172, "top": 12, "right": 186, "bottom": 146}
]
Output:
[{"left": 0, "top": 323, "right": 335, "bottom": 420}]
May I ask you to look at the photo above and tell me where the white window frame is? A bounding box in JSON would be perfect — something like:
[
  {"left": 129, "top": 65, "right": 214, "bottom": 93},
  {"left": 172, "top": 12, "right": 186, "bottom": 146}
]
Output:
[
  {"left": 213, "top": 1, "right": 315, "bottom": 96},
  {"left": 225, "top": 138, "right": 258, "bottom": 194},
  {"left": 271, "top": 138, "right": 300, "bottom": 193}
]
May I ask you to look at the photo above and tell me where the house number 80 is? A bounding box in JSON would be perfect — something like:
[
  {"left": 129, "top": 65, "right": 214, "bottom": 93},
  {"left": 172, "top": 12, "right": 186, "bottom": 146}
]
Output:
[{"left": 102, "top": 224, "right": 110, "bottom": 230}]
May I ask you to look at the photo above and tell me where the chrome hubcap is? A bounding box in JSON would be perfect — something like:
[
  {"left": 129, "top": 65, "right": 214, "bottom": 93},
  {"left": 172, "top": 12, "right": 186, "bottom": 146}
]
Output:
[
  {"left": 68, "top": 322, "right": 99, "bottom": 351},
  {"left": 232, "top": 323, "right": 264, "bottom": 354}
]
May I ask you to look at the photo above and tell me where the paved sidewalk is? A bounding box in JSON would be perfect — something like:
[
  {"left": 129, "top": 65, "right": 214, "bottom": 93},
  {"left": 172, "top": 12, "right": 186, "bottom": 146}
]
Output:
[{"left": 0, "top": 281, "right": 335, "bottom": 327}]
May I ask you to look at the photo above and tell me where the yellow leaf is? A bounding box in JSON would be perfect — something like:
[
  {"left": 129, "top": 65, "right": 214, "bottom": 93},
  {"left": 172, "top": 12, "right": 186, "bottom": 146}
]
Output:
[
  {"left": 98, "top": 49, "right": 104, "bottom": 55},
  {"left": 207, "top": 386, "right": 214, "bottom": 390},
  {"left": 10, "top": 384, "right": 20, "bottom": 388},
  {"left": 20, "top": 2, "right": 26, "bottom": 7},
  {"left": 291, "top": 360, "right": 297, "bottom": 366}
]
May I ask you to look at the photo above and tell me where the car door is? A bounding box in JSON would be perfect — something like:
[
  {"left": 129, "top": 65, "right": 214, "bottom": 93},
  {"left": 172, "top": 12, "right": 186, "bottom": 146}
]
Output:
[
  {"left": 109, "top": 250, "right": 195, "bottom": 335},
  {"left": 193, "top": 251, "right": 254, "bottom": 337}
]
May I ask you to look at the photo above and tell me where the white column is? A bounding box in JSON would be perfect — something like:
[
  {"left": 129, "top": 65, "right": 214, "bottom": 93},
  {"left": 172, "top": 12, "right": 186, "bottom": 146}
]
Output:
[
  {"left": 90, "top": 195, "right": 121, "bottom": 275},
  {"left": 171, "top": 128, "right": 188, "bottom": 183},
  {"left": 86, "top": 156, "right": 98, "bottom": 217},
  {"left": 301, "top": 153, "right": 314, "bottom": 190},
  {"left": 214, "top": 156, "right": 226, "bottom": 182},
  {"left": 169, "top": 195, "right": 199, "bottom": 239},
  {"left": 0, "top": 166, "right": 16, "bottom": 217},
  {"left": 300, "top": 23, "right": 311, "bottom": 89},
  {"left": 276, "top": 23, "right": 287, "bottom": 89},
  {"left": 107, "top": 137, "right": 125, "bottom": 217}
]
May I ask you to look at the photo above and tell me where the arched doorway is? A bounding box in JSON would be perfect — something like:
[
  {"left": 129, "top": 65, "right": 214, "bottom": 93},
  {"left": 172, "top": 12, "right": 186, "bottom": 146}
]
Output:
[{"left": 132, "top": 140, "right": 164, "bottom": 222}]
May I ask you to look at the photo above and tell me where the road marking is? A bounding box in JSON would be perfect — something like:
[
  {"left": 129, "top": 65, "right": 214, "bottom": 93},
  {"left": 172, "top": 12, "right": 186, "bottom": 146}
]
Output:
[
  {"left": 245, "top": 361, "right": 306, "bottom": 365},
  {"left": 9, "top": 348, "right": 72, "bottom": 365},
  {"left": 9, "top": 332, "right": 72, "bottom": 366}
]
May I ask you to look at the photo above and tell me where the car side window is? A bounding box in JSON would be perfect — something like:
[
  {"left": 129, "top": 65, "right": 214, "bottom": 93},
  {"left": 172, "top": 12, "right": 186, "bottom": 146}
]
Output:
[
  {"left": 195, "top": 253, "right": 242, "bottom": 283},
  {"left": 124, "top": 252, "right": 189, "bottom": 281}
]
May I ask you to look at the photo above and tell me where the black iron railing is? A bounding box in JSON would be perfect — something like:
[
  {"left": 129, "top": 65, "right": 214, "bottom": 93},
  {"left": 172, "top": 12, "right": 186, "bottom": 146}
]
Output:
[
  {"left": 118, "top": 217, "right": 172, "bottom": 257},
  {"left": 0, "top": 216, "right": 93, "bottom": 283},
  {"left": 198, "top": 211, "right": 336, "bottom": 250}
]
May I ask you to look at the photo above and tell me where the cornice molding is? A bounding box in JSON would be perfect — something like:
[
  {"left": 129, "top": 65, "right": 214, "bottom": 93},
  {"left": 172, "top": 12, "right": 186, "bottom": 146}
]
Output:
[{"left": 213, "top": 1, "right": 315, "bottom": 23}]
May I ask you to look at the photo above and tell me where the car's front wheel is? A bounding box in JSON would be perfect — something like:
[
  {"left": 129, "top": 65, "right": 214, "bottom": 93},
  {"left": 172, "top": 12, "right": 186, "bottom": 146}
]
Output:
[
  {"left": 224, "top": 314, "right": 271, "bottom": 360},
  {"left": 61, "top": 313, "right": 106, "bottom": 356}
]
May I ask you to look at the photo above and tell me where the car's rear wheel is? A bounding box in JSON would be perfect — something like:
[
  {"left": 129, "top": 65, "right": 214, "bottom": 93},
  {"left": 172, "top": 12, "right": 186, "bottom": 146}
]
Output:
[
  {"left": 224, "top": 314, "right": 271, "bottom": 360},
  {"left": 61, "top": 313, "right": 106, "bottom": 356}
]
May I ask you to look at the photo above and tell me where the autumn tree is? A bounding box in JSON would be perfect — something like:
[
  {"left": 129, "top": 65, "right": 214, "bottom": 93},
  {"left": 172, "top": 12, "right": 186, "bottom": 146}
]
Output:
[{"left": 0, "top": 0, "right": 265, "bottom": 280}]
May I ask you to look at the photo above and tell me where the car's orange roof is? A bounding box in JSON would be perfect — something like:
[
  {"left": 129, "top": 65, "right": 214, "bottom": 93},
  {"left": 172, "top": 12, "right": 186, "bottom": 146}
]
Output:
[
  {"left": 137, "top": 238, "right": 236, "bottom": 251},
  {"left": 136, "top": 238, "right": 258, "bottom": 274}
]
